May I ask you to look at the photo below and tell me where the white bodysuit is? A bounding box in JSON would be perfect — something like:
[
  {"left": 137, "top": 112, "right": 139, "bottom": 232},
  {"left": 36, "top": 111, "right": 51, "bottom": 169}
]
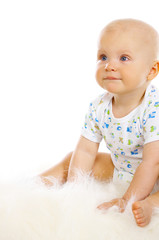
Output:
[{"left": 81, "top": 84, "right": 159, "bottom": 183}]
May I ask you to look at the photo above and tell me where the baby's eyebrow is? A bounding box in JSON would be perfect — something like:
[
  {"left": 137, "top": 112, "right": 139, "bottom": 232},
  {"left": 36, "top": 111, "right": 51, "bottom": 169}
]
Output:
[
  {"left": 96, "top": 49, "right": 134, "bottom": 59},
  {"left": 119, "top": 50, "right": 133, "bottom": 55},
  {"left": 97, "top": 49, "right": 106, "bottom": 56},
  {"left": 97, "top": 49, "right": 132, "bottom": 54}
]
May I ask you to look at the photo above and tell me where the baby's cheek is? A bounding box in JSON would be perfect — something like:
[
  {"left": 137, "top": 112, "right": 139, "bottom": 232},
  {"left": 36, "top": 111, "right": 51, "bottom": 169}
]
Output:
[
  {"left": 95, "top": 70, "right": 100, "bottom": 83},
  {"left": 95, "top": 64, "right": 103, "bottom": 81}
]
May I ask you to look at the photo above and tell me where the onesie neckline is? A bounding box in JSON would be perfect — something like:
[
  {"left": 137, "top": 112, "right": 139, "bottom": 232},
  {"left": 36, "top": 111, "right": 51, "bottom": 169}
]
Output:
[{"left": 109, "top": 85, "right": 151, "bottom": 122}]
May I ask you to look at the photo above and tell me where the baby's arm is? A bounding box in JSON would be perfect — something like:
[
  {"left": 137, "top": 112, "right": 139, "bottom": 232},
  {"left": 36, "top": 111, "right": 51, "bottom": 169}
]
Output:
[
  {"left": 98, "top": 141, "right": 159, "bottom": 212},
  {"left": 123, "top": 140, "right": 159, "bottom": 201},
  {"left": 67, "top": 135, "right": 99, "bottom": 181}
]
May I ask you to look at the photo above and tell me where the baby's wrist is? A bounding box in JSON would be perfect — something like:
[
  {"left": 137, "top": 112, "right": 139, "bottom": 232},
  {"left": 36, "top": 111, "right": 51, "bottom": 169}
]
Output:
[{"left": 122, "top": 195, "right": 130, "bottom": 202}]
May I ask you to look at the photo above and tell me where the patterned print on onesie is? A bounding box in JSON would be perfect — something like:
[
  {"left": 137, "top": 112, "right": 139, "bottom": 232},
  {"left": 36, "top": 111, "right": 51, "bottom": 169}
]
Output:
[{"left": 81, "top": 84, "right": 159, "bottom": 182}]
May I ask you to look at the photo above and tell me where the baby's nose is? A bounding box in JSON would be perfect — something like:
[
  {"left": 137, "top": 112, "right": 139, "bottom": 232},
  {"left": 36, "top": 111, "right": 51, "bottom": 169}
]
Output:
[{"left": 105, "top": 63, "right": 116, "bottom": 72}]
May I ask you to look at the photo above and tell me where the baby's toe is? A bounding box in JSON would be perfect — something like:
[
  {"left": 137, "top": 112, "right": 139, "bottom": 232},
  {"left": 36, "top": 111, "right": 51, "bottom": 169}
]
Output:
[
  {"left": 135, "top": 212, "right": 144, "bottom": 219},
  {"left": 137, "top": 220, "right": 147, "bottom": 228},
  {"left": 132, "top": 201, "right": 141, "bottom": 210},
  {"left": 136, "top": 216, "right": 145, "bottom": 224},
  {"left": 132, "top": 201, "right": 143, "bottom": 215}
]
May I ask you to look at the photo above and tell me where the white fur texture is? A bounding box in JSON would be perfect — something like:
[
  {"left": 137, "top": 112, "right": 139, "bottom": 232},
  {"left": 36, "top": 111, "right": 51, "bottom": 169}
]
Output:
[{"left": 1, "top": 173, "right": 159, "bottom": 240}]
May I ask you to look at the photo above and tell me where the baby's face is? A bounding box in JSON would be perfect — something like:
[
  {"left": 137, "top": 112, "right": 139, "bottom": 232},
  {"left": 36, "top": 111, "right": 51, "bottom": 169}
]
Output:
[{"left": 96, "top": 28, "right": 154, "bottom": 95}]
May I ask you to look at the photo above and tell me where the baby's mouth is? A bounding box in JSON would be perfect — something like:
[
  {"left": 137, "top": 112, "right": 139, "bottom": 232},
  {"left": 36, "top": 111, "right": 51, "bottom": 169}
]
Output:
[{"left": 103, "top": 77, "right": 121, "bottom": 80}]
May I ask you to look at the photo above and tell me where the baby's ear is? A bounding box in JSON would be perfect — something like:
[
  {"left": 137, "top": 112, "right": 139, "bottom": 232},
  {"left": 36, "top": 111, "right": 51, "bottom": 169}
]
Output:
[{"left": 147, "top": 61, "right": 159, "bottom": 81}]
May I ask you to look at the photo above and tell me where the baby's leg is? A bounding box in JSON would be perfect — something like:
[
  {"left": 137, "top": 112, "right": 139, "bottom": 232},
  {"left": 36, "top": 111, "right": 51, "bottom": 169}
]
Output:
[
  {"left": 132, "top": 191, "right": 159, "bottom": 227},
  {"left": 91, "top": 152, "right": 114, "bottom": 180},
  {"left": 39, "top": 152, "right": 114, "bottom": 186},
  {"left": 39, "top": 152, "right": 72, "bottom": 185}
]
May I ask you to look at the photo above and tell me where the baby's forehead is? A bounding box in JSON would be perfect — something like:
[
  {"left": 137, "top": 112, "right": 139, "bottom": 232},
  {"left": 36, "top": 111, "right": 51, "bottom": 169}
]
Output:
[
  {"left": 102, "top": 19, "right": 155, "bottom": 36},
  {"left": 101, "top": 21, "right": 152, "bottom": 44},
  {"left": 99, "top": 19, "right": 159, "bottom": 59}
]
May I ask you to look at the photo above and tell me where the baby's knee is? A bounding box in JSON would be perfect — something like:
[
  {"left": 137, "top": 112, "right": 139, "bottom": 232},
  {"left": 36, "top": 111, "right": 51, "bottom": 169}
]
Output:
[{"left": 62, "top": 151, "right": 73, "bottom": 168}]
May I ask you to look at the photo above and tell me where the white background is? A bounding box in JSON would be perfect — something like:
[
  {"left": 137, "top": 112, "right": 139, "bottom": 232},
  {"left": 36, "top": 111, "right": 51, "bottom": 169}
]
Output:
[{"left": 0, "top": 0, "right": 159, "bottom": 180}]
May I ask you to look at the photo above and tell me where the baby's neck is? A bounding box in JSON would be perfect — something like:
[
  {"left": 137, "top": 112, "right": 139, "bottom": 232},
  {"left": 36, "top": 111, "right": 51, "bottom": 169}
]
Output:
[{"left": 112, "top": 87, "right": 147, "bottom": 118}]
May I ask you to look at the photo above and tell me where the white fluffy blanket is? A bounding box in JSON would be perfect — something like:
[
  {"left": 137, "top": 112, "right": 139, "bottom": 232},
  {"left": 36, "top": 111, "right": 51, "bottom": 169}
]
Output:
[{"left": 1, "top": 173, "right": 159, "bottom": 240}]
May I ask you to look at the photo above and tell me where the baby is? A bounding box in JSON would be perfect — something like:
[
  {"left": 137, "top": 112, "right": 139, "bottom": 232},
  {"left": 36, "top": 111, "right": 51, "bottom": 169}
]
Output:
[{"left": 40, "top": 18, "right": 159, "bottom": 227}]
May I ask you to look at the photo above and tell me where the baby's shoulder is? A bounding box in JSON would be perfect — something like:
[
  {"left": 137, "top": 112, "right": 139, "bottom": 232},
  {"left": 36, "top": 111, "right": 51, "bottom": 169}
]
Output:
[
  {"left": 141, "top": 84, "right": 159, "bottom": 118},
  {"left": 88, "top": 91, "right": 112, "bottom": 120},
  {"left": 144, "top": 84, "right": 159, "bottom": 108},
  {"left": 90, "top": 91, "right": 112, "bottom": 108}
]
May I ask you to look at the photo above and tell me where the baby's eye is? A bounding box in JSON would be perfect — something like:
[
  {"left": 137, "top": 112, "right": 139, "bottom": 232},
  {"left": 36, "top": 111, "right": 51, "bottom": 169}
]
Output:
[
  {"left": 101, "top": 55, "right": 107, "bottom": 61},
  {"left": 120, "top": 56, "right": 129, "bottom": 61}
]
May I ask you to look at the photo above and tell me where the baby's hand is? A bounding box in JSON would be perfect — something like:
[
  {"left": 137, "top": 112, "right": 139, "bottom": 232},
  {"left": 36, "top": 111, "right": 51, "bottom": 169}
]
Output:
[{"left": 97, "top": 198, "right": 128, "bottom": 213}]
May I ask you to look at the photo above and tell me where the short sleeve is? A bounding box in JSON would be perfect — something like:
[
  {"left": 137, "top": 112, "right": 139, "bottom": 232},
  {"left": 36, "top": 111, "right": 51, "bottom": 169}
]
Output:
[
  {"left": 81, "top": 101, "right": 103, "bottom": 143},
  {"left": 143, "top": 102, "right": 159, "bottom": 144}
]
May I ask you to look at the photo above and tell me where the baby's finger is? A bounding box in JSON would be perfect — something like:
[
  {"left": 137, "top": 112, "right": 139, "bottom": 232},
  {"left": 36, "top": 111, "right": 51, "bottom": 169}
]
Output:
[{"left": 97, "top": 202, "right": 113, "bottom": 210}]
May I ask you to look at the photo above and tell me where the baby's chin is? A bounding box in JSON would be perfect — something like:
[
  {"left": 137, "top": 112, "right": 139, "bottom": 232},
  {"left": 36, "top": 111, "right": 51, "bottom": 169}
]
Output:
[{"left": 100, "top": 80, "right": 123, "bottom": 93}]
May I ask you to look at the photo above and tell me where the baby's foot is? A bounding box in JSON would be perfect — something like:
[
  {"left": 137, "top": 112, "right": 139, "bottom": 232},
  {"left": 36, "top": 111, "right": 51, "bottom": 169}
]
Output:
[{"left": 132, "top": 199, "right": 153, "bottom": 227}]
